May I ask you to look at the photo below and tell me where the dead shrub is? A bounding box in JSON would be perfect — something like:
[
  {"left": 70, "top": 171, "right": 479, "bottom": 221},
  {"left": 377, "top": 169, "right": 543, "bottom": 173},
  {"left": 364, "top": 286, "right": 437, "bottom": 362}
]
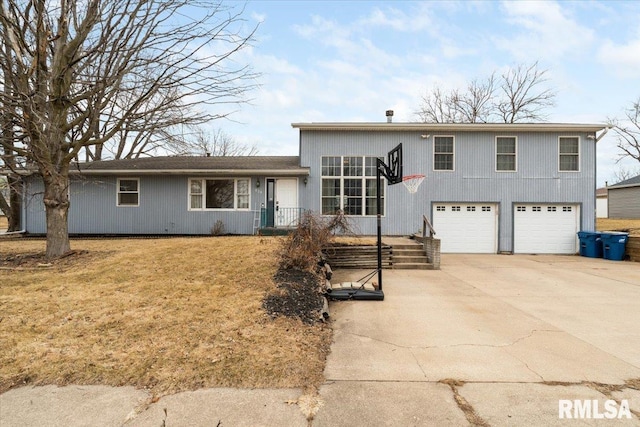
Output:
[
  {"left": 210, "top": 220, "right": 225, "bottom": 236},
  {"left": 278, "top": 210, "right": 353, "bottom": 271}
]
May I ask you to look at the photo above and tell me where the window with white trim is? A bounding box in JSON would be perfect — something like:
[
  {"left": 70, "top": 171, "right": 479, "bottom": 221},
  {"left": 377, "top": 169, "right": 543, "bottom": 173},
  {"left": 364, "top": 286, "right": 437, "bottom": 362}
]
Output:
[
  {"left": 117, "top": 178, "right": 139, "bottom": 207},
  {"left": 434, "top": 136, "right": 454, "bottom": 171},
  {"left": 189, "top": 178, "right": 250, "bottom": 210},
  {"left": 559, "top": 137, "right": 579, "bottom": 171},
  {"left": 496, "top": 137, "right": 516, "bottom": 171},
  {"left": 321, "top": 156, "right": 384, "bottom": 216}
]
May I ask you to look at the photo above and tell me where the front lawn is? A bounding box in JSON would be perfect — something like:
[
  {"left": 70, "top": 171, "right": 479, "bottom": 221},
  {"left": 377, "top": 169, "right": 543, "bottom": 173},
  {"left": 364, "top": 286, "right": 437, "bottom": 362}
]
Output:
[{"left": 0, "top": 236, "right": 331, "bottom": 396}]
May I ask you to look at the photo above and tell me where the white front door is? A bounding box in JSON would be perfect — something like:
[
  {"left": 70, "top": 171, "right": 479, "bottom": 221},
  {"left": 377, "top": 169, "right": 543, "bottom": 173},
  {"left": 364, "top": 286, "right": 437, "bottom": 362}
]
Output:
[
  {"left": 514, "top": 204, "right": 579, "bottom": 254},
  {"left": 275, "top": 178, "right": 298, "bottom": 227},
  {"left": 433, "top": 203, "right": 499, "bottom": 253}
]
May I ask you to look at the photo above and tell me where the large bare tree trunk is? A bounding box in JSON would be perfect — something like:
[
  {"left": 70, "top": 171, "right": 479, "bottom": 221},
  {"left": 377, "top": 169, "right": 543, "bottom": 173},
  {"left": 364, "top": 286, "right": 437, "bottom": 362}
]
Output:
[
  {"left": 43, "top": 173, "right": 70, "bottom": 257},
  {"left": 7, "top": 176, "right": 22, "bottom": 231}
]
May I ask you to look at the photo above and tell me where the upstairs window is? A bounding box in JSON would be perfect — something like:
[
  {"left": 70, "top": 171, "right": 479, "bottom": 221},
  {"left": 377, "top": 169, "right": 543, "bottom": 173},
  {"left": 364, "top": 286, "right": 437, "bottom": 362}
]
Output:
[
  {"left": 559, "top": 137, "right": 580, "bottom": 171},
  {"left": 189, "top": 178, "right": 250, "bottom": 210},
  {"left": 434, "top": 136, "right": 454, "bottom": 171},
  {"left": 496, "top": 137, "right": 517, "bottom": 171},
  {"left": 117, "top": 178, "right": 139, "bottom": 207}
]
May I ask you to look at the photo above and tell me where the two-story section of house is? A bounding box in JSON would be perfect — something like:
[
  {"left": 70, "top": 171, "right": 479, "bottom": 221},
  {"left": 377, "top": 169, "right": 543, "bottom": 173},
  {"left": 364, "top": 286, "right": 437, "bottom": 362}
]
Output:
[{"left": 294, "top": 122, "right": 607, "bottom": 254}]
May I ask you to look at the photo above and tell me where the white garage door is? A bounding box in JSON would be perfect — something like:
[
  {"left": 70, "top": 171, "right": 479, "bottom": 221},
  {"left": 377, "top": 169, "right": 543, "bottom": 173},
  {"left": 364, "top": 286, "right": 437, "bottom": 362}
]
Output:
[
  {"left": 433, "top": 203, "right": 498, "bottom": 253},
  {"left": 514, "top": 204, "right": 579, "bottom": 254}
]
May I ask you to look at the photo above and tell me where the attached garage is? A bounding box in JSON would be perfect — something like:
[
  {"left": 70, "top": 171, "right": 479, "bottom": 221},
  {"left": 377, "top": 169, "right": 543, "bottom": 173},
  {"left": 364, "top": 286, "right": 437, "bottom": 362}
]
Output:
[
  {"left": 513, "top": 204, "right": 580, "bottom": 254},
  {"left": 433, "top": 203, "right": 498, "bottom": 253}
]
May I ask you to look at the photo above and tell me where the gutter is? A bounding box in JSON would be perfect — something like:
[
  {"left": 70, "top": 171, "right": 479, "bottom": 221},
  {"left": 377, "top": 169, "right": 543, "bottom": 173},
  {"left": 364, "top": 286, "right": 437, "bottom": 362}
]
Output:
[
  {"left": 71, "top": 168, "right": 310, "bottom": 176},
  {"left": 595, "top": 126, "right": 610, "bottom": 143}
]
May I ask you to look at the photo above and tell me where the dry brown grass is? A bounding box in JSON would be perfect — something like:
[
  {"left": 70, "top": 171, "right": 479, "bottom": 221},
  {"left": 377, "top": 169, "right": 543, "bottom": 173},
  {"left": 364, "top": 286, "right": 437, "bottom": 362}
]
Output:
[
  {"left": 0, "top": 237, "right": 331, "bottom": 396},
  {"left": 596, "top": 218, "right": 640, "bottom": 236},
  {"left": 0, "top": 216, "right": 7, "bottom": 232}
]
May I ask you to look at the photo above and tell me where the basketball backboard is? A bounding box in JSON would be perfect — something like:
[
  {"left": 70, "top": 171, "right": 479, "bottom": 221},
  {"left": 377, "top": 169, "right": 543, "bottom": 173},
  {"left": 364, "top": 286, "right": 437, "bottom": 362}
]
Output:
[{"left": 379, "top": 143, "right": 403, "bottom": 184}]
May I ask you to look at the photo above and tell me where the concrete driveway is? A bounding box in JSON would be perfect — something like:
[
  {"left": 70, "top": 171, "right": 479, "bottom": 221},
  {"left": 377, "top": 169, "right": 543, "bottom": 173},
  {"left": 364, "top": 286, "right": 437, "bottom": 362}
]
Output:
[
  {"left": 318, "top": 254, "right": 640, "bottom": 426},
  {"left": 1, "top": 255, "right": 638, "bottom": 426}
]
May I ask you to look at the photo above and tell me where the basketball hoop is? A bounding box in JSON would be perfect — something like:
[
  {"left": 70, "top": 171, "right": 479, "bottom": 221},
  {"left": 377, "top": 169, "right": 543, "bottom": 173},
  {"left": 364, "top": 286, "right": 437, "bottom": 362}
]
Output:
[{"left": 402, "top": 174, "right": 425, "bottom": 194}]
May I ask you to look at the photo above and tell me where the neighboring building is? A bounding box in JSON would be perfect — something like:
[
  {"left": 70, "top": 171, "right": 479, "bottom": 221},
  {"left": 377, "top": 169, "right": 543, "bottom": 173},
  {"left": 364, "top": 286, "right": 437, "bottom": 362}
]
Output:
[
  {"left": 607, "top": 175, "right": 640, "bottom": 219},
  {"left": 596, "top": 187, "right": 608, "bottom": 218},
  {"left": 17, "top": 121, "right": 607, "bottom": 254}
]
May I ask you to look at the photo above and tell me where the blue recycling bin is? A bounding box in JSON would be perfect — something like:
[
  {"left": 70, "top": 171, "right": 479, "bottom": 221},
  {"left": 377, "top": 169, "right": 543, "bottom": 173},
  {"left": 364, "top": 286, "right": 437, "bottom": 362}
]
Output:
[
  {"left": 577, "top": 231, "right": 602, "bottom": 258},
  {"left": 600, "top": 232, "right": 629, "bottom": 261}
]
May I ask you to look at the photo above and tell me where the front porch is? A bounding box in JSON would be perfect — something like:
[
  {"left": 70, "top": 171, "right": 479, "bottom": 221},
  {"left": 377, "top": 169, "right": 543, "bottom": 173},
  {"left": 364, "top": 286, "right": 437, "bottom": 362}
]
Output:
[{"left": 254, "top": 207, "right": 306, "bottom": 235}]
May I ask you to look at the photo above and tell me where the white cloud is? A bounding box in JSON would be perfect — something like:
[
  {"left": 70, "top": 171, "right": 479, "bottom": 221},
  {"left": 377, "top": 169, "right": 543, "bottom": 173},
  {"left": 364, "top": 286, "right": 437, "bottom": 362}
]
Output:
[
  {"left": 597, "top": 37, "right": 640, "bottom": 78},
  {"left": 494, "top": 1, "right": 594, "bottom": 61},
  {"left": 356, "top": 6, "right": 433, "bottom": 33}
]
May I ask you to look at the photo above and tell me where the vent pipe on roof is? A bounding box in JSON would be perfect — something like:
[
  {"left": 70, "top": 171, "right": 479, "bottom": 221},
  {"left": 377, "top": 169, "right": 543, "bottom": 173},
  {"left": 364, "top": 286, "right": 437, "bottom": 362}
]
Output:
[
  {"left": 386, "top": 110, "right": 394, "bottom": 123},
  {"left": 205, "top": 152, "right": 211, "bottom": 157}
]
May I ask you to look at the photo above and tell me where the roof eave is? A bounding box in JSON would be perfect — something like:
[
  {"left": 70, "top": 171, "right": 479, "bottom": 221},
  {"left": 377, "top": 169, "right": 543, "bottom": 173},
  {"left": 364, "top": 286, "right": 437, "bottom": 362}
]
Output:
[
  {"left": 71, "top": 168, "right": 310, "bottom": 176},
  {"left": 291, "top": 122, "right": 607, "bottom": 132},
  {"left": 607, "top": 183, "right": 640, "bottom": 190}
]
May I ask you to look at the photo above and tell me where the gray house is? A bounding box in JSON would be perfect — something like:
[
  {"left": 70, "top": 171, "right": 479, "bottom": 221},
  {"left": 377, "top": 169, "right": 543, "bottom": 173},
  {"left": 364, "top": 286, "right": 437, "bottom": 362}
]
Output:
[
  {"left": 294, "top": 122, "right": 605, "bottom": 254},
  {"left": 18, "top": 121, "right": 606, "bottom": 254},
  {"left": 23, "top": 156, "right": 309, "bottom": 235},
  {"left": 607, "top": 175, "right": 640, "bottom": 219}
]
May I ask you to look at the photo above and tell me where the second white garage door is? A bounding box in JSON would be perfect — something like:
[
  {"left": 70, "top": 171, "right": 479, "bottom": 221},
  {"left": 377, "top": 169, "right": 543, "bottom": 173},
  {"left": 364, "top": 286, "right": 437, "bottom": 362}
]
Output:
[
  {"left": 514, "top": 204, "right": 579, "bottom": 254},
  {"left": 433, "top": 203, "right": 498, "bottom": 253}
]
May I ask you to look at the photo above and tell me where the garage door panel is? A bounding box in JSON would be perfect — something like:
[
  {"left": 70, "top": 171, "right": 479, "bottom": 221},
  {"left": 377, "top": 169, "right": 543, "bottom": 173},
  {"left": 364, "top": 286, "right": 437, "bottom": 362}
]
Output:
[
  {"left": 433, "top": 204, "right": 498, "bottom": 253},
  {"left": 514, "top": 205, "right": 579, "bottom": 254}
]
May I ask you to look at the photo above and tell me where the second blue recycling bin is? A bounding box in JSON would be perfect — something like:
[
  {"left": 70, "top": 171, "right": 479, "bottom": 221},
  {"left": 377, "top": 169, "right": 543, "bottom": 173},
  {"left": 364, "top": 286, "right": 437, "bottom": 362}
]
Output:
[
  {"left": 577, "top": 231, "right": 602, "bottom": 258},
  {"left": 601, "top": 232, "right": 629, "bottom": 261}
]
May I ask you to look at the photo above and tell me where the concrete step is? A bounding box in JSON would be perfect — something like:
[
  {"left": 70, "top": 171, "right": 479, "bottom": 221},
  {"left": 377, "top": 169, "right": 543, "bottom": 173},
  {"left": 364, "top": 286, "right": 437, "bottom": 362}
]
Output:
[
  {"left": 392, "top": 255, "right": 429, "bottom": 263},
  {"left": 392, "top": 249, "right": 426, "bottom": 257},
  {"left": 393, "top": 263, "right": 435, "bottom": 270},
  {"left": 388, "top": 243, "right": 424, "bottom": 250}
]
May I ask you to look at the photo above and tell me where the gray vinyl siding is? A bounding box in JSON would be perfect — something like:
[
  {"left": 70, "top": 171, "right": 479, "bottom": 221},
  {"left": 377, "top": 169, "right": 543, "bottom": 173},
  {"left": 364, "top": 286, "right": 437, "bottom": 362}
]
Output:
[
  {"left": 608, "top": 187, "right": 640, "bottom": 218},
  {"left": 300, "top": 130, "right": 596, "bottom": 252},
  {"left": 25, "top": 175, "right": 300, "bottom": 235}
]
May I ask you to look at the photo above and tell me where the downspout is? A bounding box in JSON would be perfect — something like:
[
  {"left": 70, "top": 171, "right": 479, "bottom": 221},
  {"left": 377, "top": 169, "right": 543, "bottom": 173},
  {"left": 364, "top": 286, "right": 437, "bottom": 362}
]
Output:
[
  {"left": 592, "top": 127, "right": 610, "bottom": 231},
  {"left": 0, "top": 177, "right": 27, "bottom": 235}
]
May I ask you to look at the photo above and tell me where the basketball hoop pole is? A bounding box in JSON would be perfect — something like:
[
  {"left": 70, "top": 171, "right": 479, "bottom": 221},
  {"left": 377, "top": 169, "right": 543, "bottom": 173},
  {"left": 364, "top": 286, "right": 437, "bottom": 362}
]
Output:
[{"left": 376, "top": 159, "right": 384, "bottom": 291}]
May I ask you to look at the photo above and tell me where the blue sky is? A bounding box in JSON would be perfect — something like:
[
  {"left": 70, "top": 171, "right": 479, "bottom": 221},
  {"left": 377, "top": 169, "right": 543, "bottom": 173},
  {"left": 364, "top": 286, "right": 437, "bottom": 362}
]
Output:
[{"left": 212, "top": 1, "right": 640, "bottom": 187}]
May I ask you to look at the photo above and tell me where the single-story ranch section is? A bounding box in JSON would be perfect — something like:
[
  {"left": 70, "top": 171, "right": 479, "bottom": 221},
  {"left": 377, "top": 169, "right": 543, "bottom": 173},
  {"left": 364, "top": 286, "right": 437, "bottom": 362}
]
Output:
[{"left": 18, "top": 121, "right": 607, "bottom": 254}]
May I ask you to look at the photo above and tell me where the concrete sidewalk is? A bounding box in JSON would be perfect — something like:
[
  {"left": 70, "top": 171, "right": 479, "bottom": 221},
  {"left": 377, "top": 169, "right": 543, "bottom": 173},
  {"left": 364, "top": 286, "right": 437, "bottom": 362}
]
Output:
[{"left": 1, "top": 254, "right": 639, "bottom": 426}]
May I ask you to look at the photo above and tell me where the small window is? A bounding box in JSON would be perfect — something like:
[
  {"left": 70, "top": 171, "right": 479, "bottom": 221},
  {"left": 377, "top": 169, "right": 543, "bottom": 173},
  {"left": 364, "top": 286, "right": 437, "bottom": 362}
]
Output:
[
  {"left": 547, "top": 206, "right": 557, "bottom": 212},
  {"left": 434, "top": 136, "right": 454, "bottom": 171},
  {"left": 517, "top": 206, "right": 526, "bottom": 212},
  {"left": 117, "top": 178, "right": 139, "bottom": 206},
  {"left": 482, "top": 206, "right": 491, "bottom": 212},
  {"left": 563, "top": 206, "right": 572, "bottom": 212},
  {"left": 467, "top": 206, "right": 476, "bottom": 212},
  {"left": 533, "top": 206, "right": 541, "bottom": 212},
  {"left": 496, "top": 137, "right": 516, "bottom": 171},
  {"left": 436, "top": 206, "right": 445, "bottom": 212},
  {"left": 559, "top": 137, "right": 579, "bottom": 171},
  {"left": 452, "top": 206, "right": 461, "bottom": 212}
]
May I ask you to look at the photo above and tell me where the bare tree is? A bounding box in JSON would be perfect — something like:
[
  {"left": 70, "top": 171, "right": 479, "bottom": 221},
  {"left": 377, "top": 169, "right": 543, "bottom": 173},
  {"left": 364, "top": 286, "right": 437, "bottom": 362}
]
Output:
[
  {"left": 188, "top": 128, "right": 258, "bottom": 157},
  {"left": 0, "top": 0, "right": 258, "bottom": 257},
  {"left": 417, "top": 62, "right": 556, "bottom": 124},
  {"left": 608, "top": 97, "right": 640, "bottom": 164},
  {"left": 612, "top": 166, "right": 640, "bottom": 184},
  {"left": 496, "top": 62, "right": 556, "bottom": 123}
]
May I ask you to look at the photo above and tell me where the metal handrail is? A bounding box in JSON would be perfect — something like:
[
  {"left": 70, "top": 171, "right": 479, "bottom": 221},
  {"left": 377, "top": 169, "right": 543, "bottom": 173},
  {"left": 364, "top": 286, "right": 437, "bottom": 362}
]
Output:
[{"left": 422, "top": 214, "right": 436, "bottom": 237}]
